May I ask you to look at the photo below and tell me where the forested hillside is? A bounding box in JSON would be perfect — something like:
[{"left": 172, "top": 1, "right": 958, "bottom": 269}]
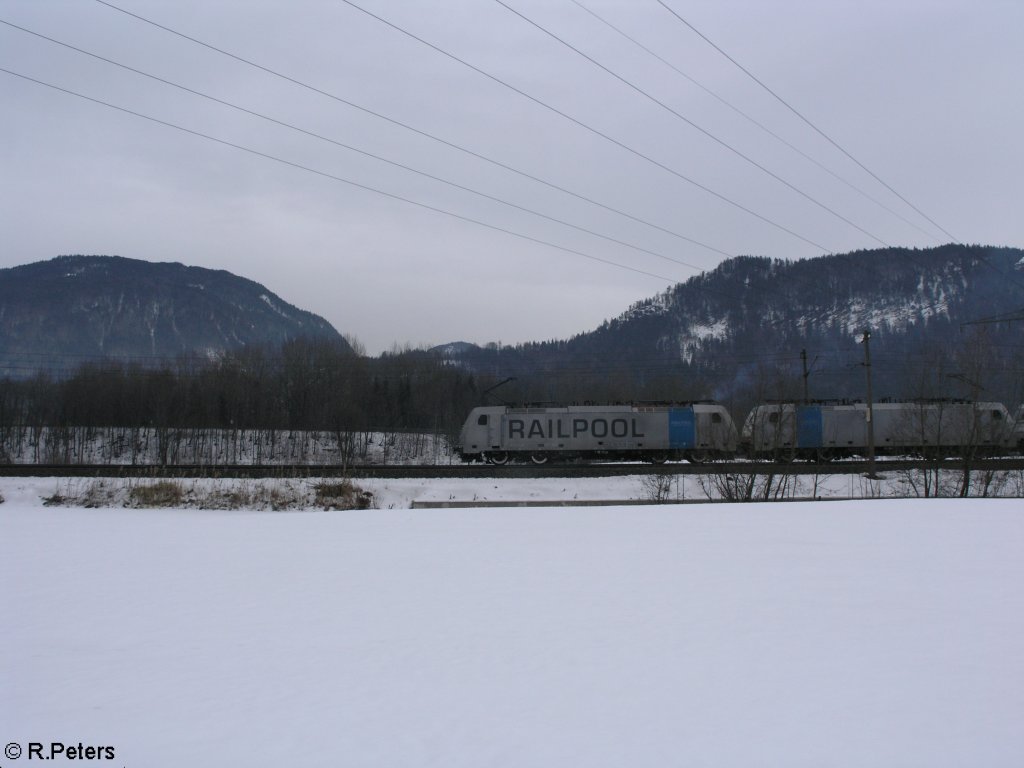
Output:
[
  {"left": 0, "top": 255, "right": 348, "bottom": 374},
  {"left": 1, "top": 245, "right": 1021, "bottom": 442},
  {"left": 439, "top": 245, "right": 1024, "bottom": 409}
]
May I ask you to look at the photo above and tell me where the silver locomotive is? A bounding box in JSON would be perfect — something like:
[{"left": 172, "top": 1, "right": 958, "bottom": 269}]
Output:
[
  {"left": 742, "top": 400, "right": 1015, "bottom": 460},
  {"left": 457, "top": 402, "right": 737, "bottom": 464}
]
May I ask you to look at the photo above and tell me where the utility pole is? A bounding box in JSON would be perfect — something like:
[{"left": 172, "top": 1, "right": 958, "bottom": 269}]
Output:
[
  {"left": 801, "top": 348, "right": 809, "bottom": 404},
  {"left": 859, "top": 329, "right": 878, "bottom": 479}
]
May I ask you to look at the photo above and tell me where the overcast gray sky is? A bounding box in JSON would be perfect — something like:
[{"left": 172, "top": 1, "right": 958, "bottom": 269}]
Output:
[{"left": 2, "top": 0, "right": 1022, "bottom": 353}]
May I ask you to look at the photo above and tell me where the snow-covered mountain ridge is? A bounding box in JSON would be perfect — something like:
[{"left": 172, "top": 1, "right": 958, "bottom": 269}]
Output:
[
  {"left": 441, "top": 245, "right": 1024, "bottom": 402},
  {"left": 605, "top": 245, "right": 1011, "bottom": 350}
]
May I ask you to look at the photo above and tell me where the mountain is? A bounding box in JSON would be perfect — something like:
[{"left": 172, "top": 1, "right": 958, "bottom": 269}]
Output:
[
  {"left": 430, "top": 341, "right": 483, "bottom": 357},
  {"left": 439, "top": 244, "right": 1024, "bottom": 405},
  {"left": 0, "top": 255, "right": 350, "bottom": 374}
]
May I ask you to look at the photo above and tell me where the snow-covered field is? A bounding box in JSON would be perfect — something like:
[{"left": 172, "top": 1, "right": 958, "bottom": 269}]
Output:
[{"left": 2, "top": 480, "right": 1023, "bottom": 767}]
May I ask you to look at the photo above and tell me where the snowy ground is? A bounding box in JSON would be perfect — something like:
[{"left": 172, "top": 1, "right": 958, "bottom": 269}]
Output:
[
  {"left": 12, "top": 464, "right": 1024, "bottom": 513},
  {"left": 2, "top": 480, "right": 1023, "bottom": 767}
]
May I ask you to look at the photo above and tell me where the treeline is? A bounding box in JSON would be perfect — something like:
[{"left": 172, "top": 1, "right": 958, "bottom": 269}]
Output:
[
  {"left": 2, "top": 328, "right": 1019, "bottom": 452},
  {"left": 0, "top": 338, "right": 494, "bottom": 440}
]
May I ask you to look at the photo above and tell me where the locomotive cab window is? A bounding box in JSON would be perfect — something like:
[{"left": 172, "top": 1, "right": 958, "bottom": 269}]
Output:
[
  {"left": 768, "top": 412, "right": 779, "bottom": 424},
  {"left": 711, "top": 413, "right": 722, "bottom": 423},
  {"left": 992, "top": 410, "right": 1003, "bottom": 420},
  {"left": 477, "top": 414, "right": 488, "bottom": 426}
]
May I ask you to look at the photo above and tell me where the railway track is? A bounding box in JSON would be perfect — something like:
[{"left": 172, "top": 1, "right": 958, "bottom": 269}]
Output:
[{"left": 2, "top": 458, "right": 1023, "bottom": 479}]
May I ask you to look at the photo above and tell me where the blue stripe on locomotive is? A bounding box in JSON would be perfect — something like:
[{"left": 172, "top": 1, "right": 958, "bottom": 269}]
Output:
[
  {"left": 796, "top": 406, "right": 823, "bottom": 448},
  {"left": 669, "top": 407, "right": 695, "bottom": 449}
]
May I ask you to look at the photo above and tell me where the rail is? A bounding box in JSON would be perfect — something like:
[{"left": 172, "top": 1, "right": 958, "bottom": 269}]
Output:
[{"left": 2, "top": 458, "right": 1023, "bottom": 478}]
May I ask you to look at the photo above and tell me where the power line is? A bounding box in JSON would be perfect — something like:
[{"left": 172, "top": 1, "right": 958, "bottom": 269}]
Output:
[
  {"left": 0, "top": 19, "right": 721, "bottom": 278},
  {"left": 333, "top": 3, "right": 965, "bottom": 333},
  {"left": 962, "top": 308, "right": 1024, "bottom": 328},
  {"left": 655, "top": 0, "right": 958, "bottom": 243},
  {"left": 567, "top": 0, "right": 942, "bottom": 243},
  {"left": 26, "top": 4, "right": 985, "bottom": 328},
  {"left": 0, "top": 67, "right": 682, "bottom": 284},
  {"left": 493, "top": 0, "right": 891, "bottom": 247},
  {"left": 83, "top": 0, "right": 853, "bottom": 309},
  {"left": 507, "top": 3, "right": 1019, "bottom": 309},
  {"left": 334, "top": 0, "right": 833, "bottom": 252},
  {"left": 88, "top": 0, "right": 730, "bottom": 262},
  {"left": 83, "top": 0, "right": 898, "bottom": 312}
]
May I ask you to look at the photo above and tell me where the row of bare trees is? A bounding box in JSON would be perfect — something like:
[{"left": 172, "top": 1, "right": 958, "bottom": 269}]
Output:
[{"left": 0, "top": 339, "right": 493, "bottom": 444}]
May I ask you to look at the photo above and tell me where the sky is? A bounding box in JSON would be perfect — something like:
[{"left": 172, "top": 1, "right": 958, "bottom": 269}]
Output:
[{"left": 2, "top": 0, "right": 1023, "bottom": 354}]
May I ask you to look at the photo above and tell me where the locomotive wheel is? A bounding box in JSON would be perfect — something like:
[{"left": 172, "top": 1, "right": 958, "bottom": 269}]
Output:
[
  {"left": 487, "top": 451, "right": 509, "bottom": 466},
  {"left": 648, "top": 453, "right": 668, "bottom": 465},
  {"left": 530, "top": 453, "right": 549, "bottom": 465}
]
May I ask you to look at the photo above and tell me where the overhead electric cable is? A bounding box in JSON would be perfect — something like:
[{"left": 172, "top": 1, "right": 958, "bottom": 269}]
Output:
[
  {"left": 88, "top": 0, "right": 728, "bottom": 260},
  {"left": 0, "top": 67, "right": 683, "bottom": 284},
  {"left": 567, "top": 0, "right": 941, "bottom": 242},
  {"left": 962, "top": 308, "right": 1024, "bottom": 327},
  {"left": 77, "top": 1, "right": 955, "bottom": 316},
  {"left": 493, "top": 0, "right": 890, "bottom": 247},
  {"left": 655, "top": 0, "right": 958, "bottom": 243},
  {"left": 88, "top": 0, "right": 935, "bottom": 311},
  {"left": 333, "top": 0, "right": 833, "bottom": 252},
  {"left": 0, "top": 19, "right": 722, "bottom": 276}
]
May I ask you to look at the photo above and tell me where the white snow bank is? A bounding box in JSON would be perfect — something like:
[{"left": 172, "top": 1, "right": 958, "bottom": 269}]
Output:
[{"left": 2, "top": 495, "right": 1022, "bottom": 767}]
